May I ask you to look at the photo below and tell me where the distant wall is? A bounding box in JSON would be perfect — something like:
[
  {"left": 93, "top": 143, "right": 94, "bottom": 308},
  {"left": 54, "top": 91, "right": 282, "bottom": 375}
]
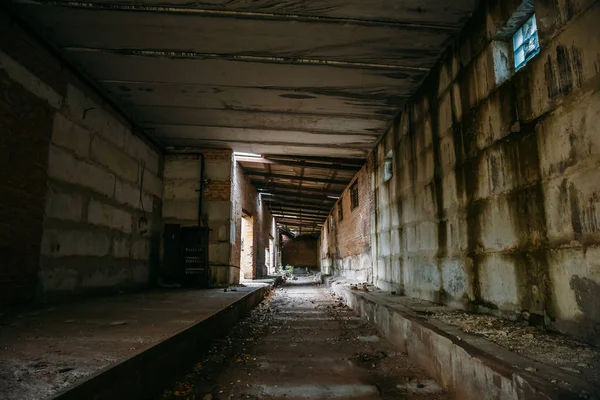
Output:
[
  {"left": 282, "top": 234, "right": 319, "bottom": 269},
  {"left": 320, "top": 157, "right": 374, "bottom": 281},
  {"left": 0, "top": 12, "right": 163, "bottom": 303},
  {"left": 162, "top": 150, "right": 233, "bottom": 285}
]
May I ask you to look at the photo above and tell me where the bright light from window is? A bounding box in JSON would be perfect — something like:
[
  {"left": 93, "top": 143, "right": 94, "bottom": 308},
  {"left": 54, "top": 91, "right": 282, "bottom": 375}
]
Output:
[
  {"left": 234, "top": 152, "right": 262, "bottom": 158},
  {"left": 513, "top": 14, "right": 540, "bottom": 71}
]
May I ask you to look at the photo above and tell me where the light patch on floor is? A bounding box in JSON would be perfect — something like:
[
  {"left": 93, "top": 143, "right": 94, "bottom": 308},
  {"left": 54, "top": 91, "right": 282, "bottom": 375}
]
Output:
[{"left": 246, "top": 383, "right": 380, "bottom": 398}]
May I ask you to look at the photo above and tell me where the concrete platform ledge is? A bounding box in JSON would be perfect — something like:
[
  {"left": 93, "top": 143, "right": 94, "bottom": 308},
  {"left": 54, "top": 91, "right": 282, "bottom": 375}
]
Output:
[
  {"left": 325, "top": 278, "right": 600, "bottom": 400},
  {"left": 0, "top": 279, "right": 279, "bottom": 400}
]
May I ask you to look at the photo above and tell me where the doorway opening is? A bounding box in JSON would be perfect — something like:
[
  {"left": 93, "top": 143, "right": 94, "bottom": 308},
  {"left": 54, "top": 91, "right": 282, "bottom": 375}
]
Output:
[
  {"left": 240, "top": 214, "right": 254, "bottom": 279},
  {"left": 268, "top": 237, "right": 275, "bottom": 275}
]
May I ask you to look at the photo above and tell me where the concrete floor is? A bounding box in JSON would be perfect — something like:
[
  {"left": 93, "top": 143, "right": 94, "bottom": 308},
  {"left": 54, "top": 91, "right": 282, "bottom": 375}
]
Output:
[
  {"left": 160, "top": 276, "right": 450, "bottom": 399},
  {"left": 0, "top": 282, "right": 272, "bottom": 400}
]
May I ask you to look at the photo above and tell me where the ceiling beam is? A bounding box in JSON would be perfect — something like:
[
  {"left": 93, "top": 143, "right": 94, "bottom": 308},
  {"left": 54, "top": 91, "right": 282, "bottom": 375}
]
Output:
[
  {"left": 269, "top": 205, "right": 332, "bottom": 214},
  {"left": 254, "top": 182, "right": 340, "bottom": 197},
  {"left": 263, "top": 199, "right": 333, "bottom": 211},
  {"left": 21, "top": 0, "right": 459, "bottom": 31},
  {"left": 261, "top": 190, "right": 336, "bottom": 201},
  {"left": 274, "top": 216, "right": 326, "bottom": 223},
  {"left": 245, "top": 171, "right": 349, "bottom": 185},
  {"left": 269, "top": 207, "right": 329, "bottom": 216},
  {"left": 277, "top": 222, "right": 324, "bottom": 229},
  {"left": 264, "top": 155, "right": 365, "bottom": 166},
  {"left": 275, "top": 213, "right": 325, "bottom": 220},
  {"left": 239, "top": 157, "right": 362, "bottom": 172},
  {"left": 277, "top": 220, "right": 324, "bottom": 227},
  {"left": 64, "top": 47, "right": 429, "bottom": 72}
]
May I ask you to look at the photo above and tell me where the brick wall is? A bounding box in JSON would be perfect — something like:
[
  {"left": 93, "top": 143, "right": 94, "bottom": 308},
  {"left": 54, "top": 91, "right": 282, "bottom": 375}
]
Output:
[
  {"left": 320, "top": 156, "right": 374, "bottom": 281},
  {"left": 365, "top": 0, "right": 600, "bottom": 345},
  {"left": 282, "top": 234, "right": 319, "bottom": 269},
  {"left": 0, "top": 13, "right": 163, "bottom": 303},
  {"left": 162, "top": 150, "right": 233, "bottom": 285}
]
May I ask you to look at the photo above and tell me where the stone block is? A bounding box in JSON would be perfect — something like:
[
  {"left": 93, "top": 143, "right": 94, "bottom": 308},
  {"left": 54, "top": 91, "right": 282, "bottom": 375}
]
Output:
[
  {"left": 164, "top": 157, "right": 201, "bottom": 180},
  {"left": 205, "top": 161, "right": 231, "bottom": 180},
  {"left": 0, "top": 51, "right": 63, "bottom": 109},
  {"left": 45, "top": 188, "right": 84, "bottom": 221},
  {"left": 438, "top": 91, "right": 453, "bottom": 135},
  {"left": 536, "top": 89, "right": 600, "bottom": 180},
  {"left": 163, "top": 179, "right": 199, "bottom": 201},
  {"left": 476, "top": 195, "right": 519, "bottom": 251},
  {"left": 203, "top": 200, "right": 231, "bottom": 222},
  {"left": 65, "top": 84, "right": 127, "bottom": 148},
  {"left": 82, "top": 265, "right": 130, "bottom": 289},
  {"left": 163, "top": 199, "right": 198, "bottom": 222},
  {"left": 477, "top": 253, "right": 519, "bottom": 311},
  {"left": 52, "top": 113, "right": 91, "bottom": 157},
  {"left": 38, "top": 263, "right": 79, "bottom": 293},
  {"left": 442, "top": 258, "right": 468, "bottom": 298},
  {"left": 48, "top": 145, "right": 115, "bottom": 197},
  {"left": 124, "top": 134, "right": 160, "bottom": 174},
  {"left": 132, "top": 263, "right": 149, "bottom": 284},
  {"left": 115, "top": 178, "right": 153, "bottom": 211},
  {"left": 143, "top": 170, "right": 163, "bottom": 198},
  {"left": 91, "top": 135, "right": 139, "bottom": 183},
  {"left": 209, "top": 242, "right": 231, "bottom": 265},
  {"left": 41, "top": 229, "right": 111, "bottom": 257},
  {"left": 131, "top": 239, "right": 150, "bottom": 260},
  {"left": 88, "top": 199, "right": 132, "bottom": 233},
  {"left": 113, "top": 237, "right": 130, "bottom": 258}
]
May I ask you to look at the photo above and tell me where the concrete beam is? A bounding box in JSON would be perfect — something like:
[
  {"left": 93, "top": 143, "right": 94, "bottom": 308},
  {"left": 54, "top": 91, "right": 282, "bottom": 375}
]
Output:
[{"left": 245, "top": 171, "right": 349, "bottom": 185}]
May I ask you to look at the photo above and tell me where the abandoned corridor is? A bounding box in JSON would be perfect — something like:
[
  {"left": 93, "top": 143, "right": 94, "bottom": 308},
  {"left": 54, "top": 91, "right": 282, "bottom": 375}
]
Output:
[
  {"left": 1, "top": 0, "right": 600, "bottom": 398},
  {"left": 158, "top": 277, "right": 449, "bottom": 400}
]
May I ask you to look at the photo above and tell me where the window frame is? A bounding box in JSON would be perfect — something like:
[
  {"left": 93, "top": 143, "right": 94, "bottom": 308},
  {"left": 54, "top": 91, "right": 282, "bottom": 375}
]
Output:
[
  {"left": 350, "top": 180, "right": 359, "bottom": 211},
  {"left": 383, "top": 150, "right": 393, "bottom": 182},
  {"left": 338, "top": 200, "right": 344, "bottom": 222},
  {"left": 513, "top": 13, "right": 540, "bottom": 71}
]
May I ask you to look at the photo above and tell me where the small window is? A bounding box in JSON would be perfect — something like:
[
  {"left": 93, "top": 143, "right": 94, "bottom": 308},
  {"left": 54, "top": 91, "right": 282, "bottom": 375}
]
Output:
[
  {"left": 350, "top": 181, "right": 359, "bottom": 210},
  {"left": 329, "top": 215, "right": 334, "bottom": 231},
  {"left": 338, "top": 201, "right": 344, "bottom": 221},
  {"left": 513, "top": 14, "right": 540, "bottom": 71},
  {"left": 384, "top": 150, "right": 393, "bottom": 182}
]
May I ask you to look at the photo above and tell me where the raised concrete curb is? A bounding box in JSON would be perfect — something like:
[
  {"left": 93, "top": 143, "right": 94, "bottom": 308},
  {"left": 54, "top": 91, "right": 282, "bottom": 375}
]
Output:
[
  {"left": 51, "top": 283, "right": 275, "bottom": 400},
  {"left": 325, "top": 277, "right": 600, "bottom": 400}
]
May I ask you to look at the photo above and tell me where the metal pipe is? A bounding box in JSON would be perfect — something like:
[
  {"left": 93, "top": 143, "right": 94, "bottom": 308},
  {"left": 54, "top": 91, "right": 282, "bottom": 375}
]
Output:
[{"left": 198, "top": 153, "right": 205, "bottom": 227}]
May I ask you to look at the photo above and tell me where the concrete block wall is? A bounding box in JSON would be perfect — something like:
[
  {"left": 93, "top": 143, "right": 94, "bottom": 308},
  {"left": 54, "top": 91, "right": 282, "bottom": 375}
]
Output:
[
  {"left": 162, "top": 151, "right": 233, "bottom": 285},
  {"left": 365, "top": 0, "right": 600, "bottom": 345},
  {"left": 0, "top": 13, "right": 163, "bottom": 303},
  {"left": 320, "top": 157, "right": 374, "bottom": 282},
  {"left": 282, "top": 234, "right": 319, "bottom": 269},
  {"left": 231, "top": 159, "right": 276, "bottom": 280}
]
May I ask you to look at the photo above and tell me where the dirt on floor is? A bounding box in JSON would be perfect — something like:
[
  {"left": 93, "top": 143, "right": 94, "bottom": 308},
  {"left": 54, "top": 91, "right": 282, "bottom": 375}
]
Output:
[
  {"left": 0, "top": 284, "right": 271, "bottom": 400},
  {"left": 431, "top": 309, "right": 600, "bottom": 386},
  {"left": 159, "top": 276, "right": 450, "bottom": 400}
]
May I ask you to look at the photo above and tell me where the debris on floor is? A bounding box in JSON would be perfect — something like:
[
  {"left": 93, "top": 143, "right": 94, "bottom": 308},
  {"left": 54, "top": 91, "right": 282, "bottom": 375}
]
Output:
[
  {"left": 159, "top": 276, "right": 450, "bottom": 399},
  {"left": 432, "top": 310, "right": 600, "bottom": 385}
]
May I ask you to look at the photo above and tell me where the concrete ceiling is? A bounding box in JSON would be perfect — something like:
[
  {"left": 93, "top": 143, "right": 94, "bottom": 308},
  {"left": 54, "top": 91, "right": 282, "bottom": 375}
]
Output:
[{"left": 10, "top": 0, "right": 480, "bottom": 231}]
